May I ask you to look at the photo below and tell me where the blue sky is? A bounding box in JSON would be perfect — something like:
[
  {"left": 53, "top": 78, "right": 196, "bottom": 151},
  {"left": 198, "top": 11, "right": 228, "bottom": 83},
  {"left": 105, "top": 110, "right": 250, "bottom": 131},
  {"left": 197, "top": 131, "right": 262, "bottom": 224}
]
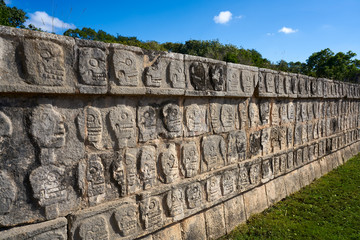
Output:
[{"left": 7, "top": 0, "right": 360, "bottom": 63}]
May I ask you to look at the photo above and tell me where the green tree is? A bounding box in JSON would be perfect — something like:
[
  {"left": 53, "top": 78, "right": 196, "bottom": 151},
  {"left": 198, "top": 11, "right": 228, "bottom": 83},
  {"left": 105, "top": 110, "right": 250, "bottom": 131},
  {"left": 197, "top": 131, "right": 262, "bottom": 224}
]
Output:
[
  {"left": 305, "top": 48, "right": 360, "bottom": 82},
  {"left": 0, "top": 0, "right": 27, "bottom": 28}
]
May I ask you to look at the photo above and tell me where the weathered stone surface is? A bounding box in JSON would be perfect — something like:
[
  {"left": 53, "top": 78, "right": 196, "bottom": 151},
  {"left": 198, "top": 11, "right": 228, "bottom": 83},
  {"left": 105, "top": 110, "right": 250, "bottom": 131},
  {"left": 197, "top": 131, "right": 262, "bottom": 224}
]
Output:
[
  {"left": 243, "top": 185, "right": 268, "bottom": 218},
  {"left": 283, "top": 170, "right": 301, "bottom": 195},
  {"left": 0, "top": 217, "right": 67, "bottom": 240},
  {"left": 265, "top": 177, "right": 287, "bottom": 205},
  {"left": 204, "top": 204, "right": 226, "bottom": 240},
  {"left": 153, "top": 223, "right": 182, "bottom": 240},
  {"left": 224, "top": 194, "right": 246, "bottom": 233},
  {"left": 181, "top": 142, "right": 200, "bottom": 178},
  {"left": 201, "top": 135, "right": 226, "bottom": 171},
  {"left": 181, "top": 213, "right": 207, "bottom": 240}
]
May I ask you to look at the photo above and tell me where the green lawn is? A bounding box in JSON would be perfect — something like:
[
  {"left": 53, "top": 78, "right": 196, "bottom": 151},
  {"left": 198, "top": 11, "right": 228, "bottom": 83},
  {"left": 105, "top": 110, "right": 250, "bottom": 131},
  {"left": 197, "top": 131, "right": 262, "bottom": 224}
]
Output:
[{"left": 220, "top": 154, "right": 360, "bottom": 240}]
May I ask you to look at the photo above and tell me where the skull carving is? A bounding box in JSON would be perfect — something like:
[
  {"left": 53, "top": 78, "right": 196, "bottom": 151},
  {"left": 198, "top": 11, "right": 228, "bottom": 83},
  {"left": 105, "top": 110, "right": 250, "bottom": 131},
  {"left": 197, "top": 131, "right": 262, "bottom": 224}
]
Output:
[
  {"left": 190, "top": 62, "right": 206, "bottom": 90},
  {"left": 114, "top": 203, "right": 138, "bottom": 236},
  {"left": 169, "top": 61, "right": 185, "bottom": 88},
  {"left": 206, "top": 176, "right": 221, "bottom": 201},
  {"left": 23, "top": 40, "right": 65, "bottom": 86},
  {"left": 30, "top": 105, "right": 66, "bottom": 149},
  {"left": 113, "top": 50, "right": 139, "bottom": 86},
  {"left": 145, "top": 62, "right": 162, "bottom": 87},
  {"left": 160, "top": 143, "right": 179, "bottom": 184},
  {"left": 109, "top": 105, "right": 136, "bottom": 148},
  {"left": 140, "top": 146, "right": 156, "bottom": 190},
  {"left": 166, "top": 188, "right": 184, "bottom": 220},
  {"left": 181, "top": 142, "right": 199, "bottom": 178},
  {"left": 220, "top": 105, "right": 234, "bottom": 131},
  {"left": 138, "top": 106, "right": 157, "bottom": 142},
  {"left": 141, "top": 197, "right": 163, "bottom": 230},
  {"left": 87, "top": 155, "right": 105, "bottom": 198},
  {"left": 162, "top": 103, "right": 182, "bottom": 133},
  {"left": 210, "top": 65, "right": 225, "bottom": 91},
  {"left": 79, "top": 48, "right": 107, "bottom": 86},
  {"left": 85, "top": 106, "right": 103, "bottom": 148},
  {"left": 79, "top": 216, "right": 109, "bottom": 240}
]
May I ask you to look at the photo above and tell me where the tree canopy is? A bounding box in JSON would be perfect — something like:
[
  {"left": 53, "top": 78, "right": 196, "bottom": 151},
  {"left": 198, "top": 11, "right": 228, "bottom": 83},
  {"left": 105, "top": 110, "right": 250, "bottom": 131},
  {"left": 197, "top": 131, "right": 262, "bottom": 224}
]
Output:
[{"left": 0, "top": 0, "right": 27, "bottom": 28}]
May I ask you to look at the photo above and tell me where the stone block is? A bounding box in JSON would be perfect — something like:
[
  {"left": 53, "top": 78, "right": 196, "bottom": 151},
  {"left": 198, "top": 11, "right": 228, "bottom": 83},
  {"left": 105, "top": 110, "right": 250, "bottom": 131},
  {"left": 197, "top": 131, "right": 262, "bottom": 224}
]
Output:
[
  {"left": 265, "top": 177, "right": 287, "bottom": 206},
  {"left": 0, "top": 217, "right": 67, "bottom": 240},
  {"left": 224, "top": 194, "right": 246, "bottom": 233},
  {"left": 204, "top": 204, "right": 226, "bottom": 240},
  {"left": 311, "top": 160, "right": 322, "bottom": 179},
  {"left": 283, "top": 170, "right": 301, "bottom": 195},
  {"left": 319, "top": 157, "right": 329, "bottom": 175},
  {"left": 243, "top": 185, "right": 268, "bottom": 219},
  {"left": 181, "top": 213, "right": 207, "bottom": 240},
  {"left": 153, "top": 223, "right": 182, "bottom": 240}
]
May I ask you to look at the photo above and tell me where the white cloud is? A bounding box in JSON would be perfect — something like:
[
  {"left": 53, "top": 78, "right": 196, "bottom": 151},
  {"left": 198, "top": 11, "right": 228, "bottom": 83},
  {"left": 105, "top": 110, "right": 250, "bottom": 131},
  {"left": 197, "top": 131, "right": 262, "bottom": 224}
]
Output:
[
  {"left": 278, "top": 26, "right": 298, "bottom": 34},
  {"left": 4, "top": 0, "right": 11, "bottom": 4},
  {"left": 25, "top": 11, "right": 76, "bottom": 33},
  {"left": 266, "top": 33, "right": 274, "bottom": 36},
  {"left": 235, "top": 15, "right": 243, "bottom": 19},
  {"left": 214, "top": 11, "right": 232, "bottom": 24}
]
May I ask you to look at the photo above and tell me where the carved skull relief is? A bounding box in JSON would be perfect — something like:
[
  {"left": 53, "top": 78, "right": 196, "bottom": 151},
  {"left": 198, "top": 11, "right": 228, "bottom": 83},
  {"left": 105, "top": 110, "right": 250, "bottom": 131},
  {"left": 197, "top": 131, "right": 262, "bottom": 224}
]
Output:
[
  {"left": 162, "top": 103, "right": 182, "bottom": 133},
  {"left": 23, "top": 40, "right": 65, "bottom": 86},
  {"left": 109, "top": 105, "right": 136, "bottom": 148},
  {"left": 190, "top": 62, "right": 206, "bottom": 90},
  {"left": 169, "top": 61, "right": 185, "bottom": 89},
  {"left": 79, "top": 48, "right": 107, "bottom": 86},
  {"left": 113, "top": 49, "right": 139, "bottom": 86},
  {"left": 114, "top": 203, "right": 138, "bottom": 237},
  {"left": 181, "top": 142, "right": 199, "bottom": 178},
  {"left": 30, "top": 105, "right": 66, "bottom": 149}
]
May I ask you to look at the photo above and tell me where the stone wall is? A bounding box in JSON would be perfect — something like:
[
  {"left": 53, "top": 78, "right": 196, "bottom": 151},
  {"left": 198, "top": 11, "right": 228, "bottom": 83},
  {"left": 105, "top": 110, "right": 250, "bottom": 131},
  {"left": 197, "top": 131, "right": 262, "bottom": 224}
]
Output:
[{"left": 0, "top": 25, "right": 360, "bottom": 240}]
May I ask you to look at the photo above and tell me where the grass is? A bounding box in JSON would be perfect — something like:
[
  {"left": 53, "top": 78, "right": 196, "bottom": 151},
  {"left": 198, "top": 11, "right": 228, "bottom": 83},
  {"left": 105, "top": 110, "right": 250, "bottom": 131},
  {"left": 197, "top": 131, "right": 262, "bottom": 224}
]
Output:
[{"left": 220, "top": 154, "right": 360, "bottom": 240}]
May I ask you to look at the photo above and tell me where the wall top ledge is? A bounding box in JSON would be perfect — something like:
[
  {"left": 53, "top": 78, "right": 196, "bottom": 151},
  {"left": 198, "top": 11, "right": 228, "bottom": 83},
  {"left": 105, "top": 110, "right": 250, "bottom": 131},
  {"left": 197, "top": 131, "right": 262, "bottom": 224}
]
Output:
[{"left": 0, "top": 25, "right": 359, "bottom": 99}]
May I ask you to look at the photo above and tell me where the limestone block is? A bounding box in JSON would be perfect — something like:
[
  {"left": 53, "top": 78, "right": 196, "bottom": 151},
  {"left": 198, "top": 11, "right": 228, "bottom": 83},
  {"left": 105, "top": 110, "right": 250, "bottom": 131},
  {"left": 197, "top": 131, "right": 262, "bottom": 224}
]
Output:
[
  {"left": 0, "top": 217, "right": 67, "bottom": 240},
  {"left": 181, "top": 141, "right": 200, "bottom": 178},
  {"left": 160, "top": 143, "right": 180, "bottom": 184},
  {"left": 273, "top": 153, "right": 287, "bottom": 177},
  {"left": 248, "top": 101, "right": 260, "bottom": 129},
  {"left": 210, "top": 99, "right": 239, "bottom": 134},
  {"left": 137, "top": 105, "right": 158, "bottom": 142},
  {"left": 298, "top": 165, "right": 311, "bottom": 188},
  {"left": 227, "top": 130, "right": 247, "bottom": 163},
  {"left": 319, "top": 157, "right": 329, "bottom": 175},
  {"left": 249, "top": 130, "right": 262, "bottom": 158},
  {"left": 261, "top": 157, "right": 274, "bottom": 183},
  {"left": 311, "top": 160, "right": 322, "bottom": 179},
  {"left": 109, "top": 104, "right": 137, "bottom": 149},
  {"left": 259, "top": 68, "right": 278, "bottom": 97},
  {"left": 201, "top": 135, "right": 226, "bottom": 171},
  {"left": 181, "top": 213, "right": 207, "bottom": 240},
  {"left": 224, "top": 194, "right": 246, "bottom": 233},
  {"left": 221, "top": 170, "right": 237, "bottom": 196},
  {"left": 297, "top": 74, "right": 310, "bottom": 98},
  {"left": 243, "top": 185, "right": 268, "bottom": 218},
  {"left": 69, "top": 198, "right": 142, "bottom": 240},
  {"left": 160, "top": 102, "right": 183, "bottom": 138},
  {"left": 166, "top": 188, "right": 185, "bottom": 221},
  {"left": 185, "top": 182, "right": 203, "bottom": 209},
  {"left": 204, "top": 204, "right": 226, "bottom": 240},
  {"left": 226, "top": 63, "right": 258, "bottom": 97},
  {"left": 259, "top": 99, "right": 270, "bottom": 125},
  {"left": 109, "top": 44, "right": 146, "bottom": 94},
  {"left": 153, "top": 223, "right": 182, "bottom": 240},
  {"left": 184, "top": 55, "right": 227, "bottom": 96},
  {"left": 283, "top": 170, "right": 301, "bottom": 195},
  {"left": 265, "top": 177, "right": 287, "bottom": 206},
  {"left": 206, "top": 175, "right": 222, "bottom": 202},
  {"left": 184, "top": 98, "right": 209, "bottom": 137}
]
